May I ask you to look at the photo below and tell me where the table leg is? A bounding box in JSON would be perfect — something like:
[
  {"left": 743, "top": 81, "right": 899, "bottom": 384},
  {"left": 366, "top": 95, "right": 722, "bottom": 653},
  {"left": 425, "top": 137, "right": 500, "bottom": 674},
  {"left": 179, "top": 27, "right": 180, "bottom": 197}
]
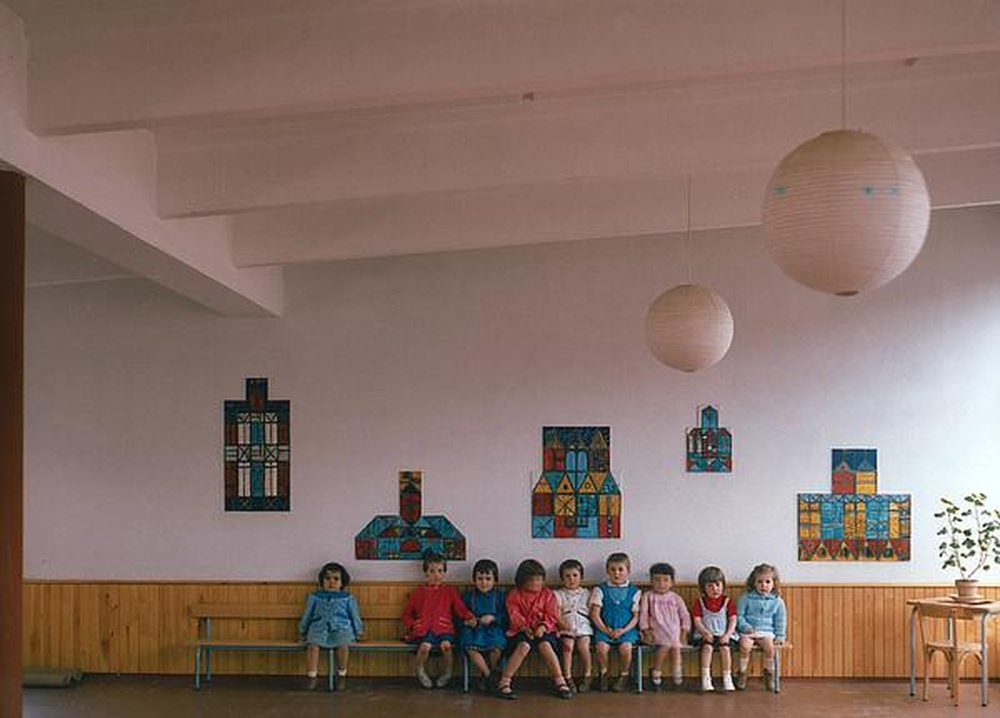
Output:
[
  {"left": 909, "top": 605, "right": 916, "bottom": 697},
  {"left": 981, "top": 614, "right": 988, "bottom": 707}
]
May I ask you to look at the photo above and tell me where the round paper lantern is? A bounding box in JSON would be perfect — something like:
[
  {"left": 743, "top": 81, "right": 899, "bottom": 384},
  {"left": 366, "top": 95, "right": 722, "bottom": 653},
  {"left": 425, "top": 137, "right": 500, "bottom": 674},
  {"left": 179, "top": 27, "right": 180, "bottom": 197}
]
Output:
[
  {"left": 762, "top": 129, "right": 930, "bottom": 296},
  {"left": 645, "top": 284, "right": 734, "bottom": 372}
]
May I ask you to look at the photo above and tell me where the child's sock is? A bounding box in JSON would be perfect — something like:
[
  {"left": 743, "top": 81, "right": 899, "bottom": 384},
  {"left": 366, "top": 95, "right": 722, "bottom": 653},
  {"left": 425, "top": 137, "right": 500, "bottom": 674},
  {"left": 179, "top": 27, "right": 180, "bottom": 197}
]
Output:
[
  {"left": 672, "top": 666, "right": 683, "bottom": 685},
  {"left": 739, "top": 655, "right": 750, "bottom": 673},
  {"left": 722, "top": 671, "right": 735, "bottom": 692},
  {"left": 650, "top": 670, "right": 663, "bottom": 686},
  {"left": 307, "top": 670, "right": 318, "bottom": 678}
]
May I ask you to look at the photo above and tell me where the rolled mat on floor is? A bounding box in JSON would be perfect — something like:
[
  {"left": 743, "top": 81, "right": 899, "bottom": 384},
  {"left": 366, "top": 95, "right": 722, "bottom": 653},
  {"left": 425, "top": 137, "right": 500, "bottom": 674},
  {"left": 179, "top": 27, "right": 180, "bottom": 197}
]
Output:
[{"left": 22, "top": 667, "right": 83, "bottom": 687}]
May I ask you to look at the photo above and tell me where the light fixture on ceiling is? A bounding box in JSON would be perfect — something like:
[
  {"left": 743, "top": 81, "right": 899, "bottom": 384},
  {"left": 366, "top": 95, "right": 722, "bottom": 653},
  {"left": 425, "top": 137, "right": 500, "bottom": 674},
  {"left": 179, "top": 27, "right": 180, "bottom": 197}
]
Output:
[
  {"left": 645, "top": 177, "right": 734, "bottom": 373},
  {"left": 761, "top": 0, "right": 931, "bottom": 296}
]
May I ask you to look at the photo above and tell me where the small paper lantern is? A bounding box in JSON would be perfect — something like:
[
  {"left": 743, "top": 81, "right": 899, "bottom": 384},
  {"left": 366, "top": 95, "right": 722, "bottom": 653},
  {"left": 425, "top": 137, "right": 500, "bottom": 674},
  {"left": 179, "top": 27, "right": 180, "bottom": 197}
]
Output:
[
  {"left": 762, "top": 129, "right": 930, "bottom": 296},
  {"left": 645, "top": 284, "right": 734, "bottom": 372}
]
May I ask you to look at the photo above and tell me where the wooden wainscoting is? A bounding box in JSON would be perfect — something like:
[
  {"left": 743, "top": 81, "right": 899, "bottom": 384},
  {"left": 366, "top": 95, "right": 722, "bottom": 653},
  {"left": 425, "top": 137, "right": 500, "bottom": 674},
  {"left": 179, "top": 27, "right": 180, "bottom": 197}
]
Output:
[{"left": 22, "top": 581, "right": 1000, "bottom": 678}]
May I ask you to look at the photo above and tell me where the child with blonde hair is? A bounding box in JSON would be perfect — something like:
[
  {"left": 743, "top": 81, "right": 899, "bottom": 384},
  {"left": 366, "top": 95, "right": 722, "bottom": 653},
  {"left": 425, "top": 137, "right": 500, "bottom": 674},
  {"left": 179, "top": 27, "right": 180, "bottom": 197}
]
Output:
[
  {"left": 690, "top": 565, "right": 738, "bottom": 692},
  {"left": 736, "top": 562, "right": 787, "bottom": 691},
  {"left": 589, "top": 552, "right": 641, "bottom": 692},
  {"left": 639, "top": 562, "right": 691, "bottom": 690},
  {"left": 555, "top": 558, "right": 593, "bottom": 692}
]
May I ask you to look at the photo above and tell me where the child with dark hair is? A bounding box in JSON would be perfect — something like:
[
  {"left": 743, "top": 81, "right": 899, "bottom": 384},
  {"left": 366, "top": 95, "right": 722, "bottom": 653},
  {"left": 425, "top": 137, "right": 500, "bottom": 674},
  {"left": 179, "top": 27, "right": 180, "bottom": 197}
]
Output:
[
  {"left": 639, "top": 562, "right": 691, "bottom": 690},
  {"left": 690, "top": 565, "right": 738, "bottom": 692},
  {"left": 589, "top": 552, "right": 641, "bottom": 692},
  {"left": 735, "top": 563, "right": 787, "bottom": 691},
  {"left": 402, "top": 551, "right": 476, "bottom": 689},
  {"left": 555, "top": 558, "right": 593, "bottom": 692},
  {"left": 459, "top": 558, "right": 508, "bottom": 691},
  {"left": 495, "top": 559, "right": 572, "bottom": 700},
  {"left": 299, "top": 562, "right": 364, "bottom": 690}
]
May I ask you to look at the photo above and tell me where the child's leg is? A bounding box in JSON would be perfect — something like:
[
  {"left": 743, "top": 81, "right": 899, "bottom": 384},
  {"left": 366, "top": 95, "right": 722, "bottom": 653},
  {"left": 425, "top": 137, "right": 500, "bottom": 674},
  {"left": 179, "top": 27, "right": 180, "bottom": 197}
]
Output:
[
  {"left": 306, "top": 644, "right": 320, "bottom": 675},
  {"left": 467, "top": 647, "right": 490, "bottom": 678},
  {"left": 537, "top": 639, "right": 569, "bottom": 687},
  {"left": 436, "top": 640, "right": 454, "bottom": 687},
  {"left": 497, "top": 641, "right": 531, "bottom": 694},
  {"left": 699, "top": 643, "right": 714, "bottom": 692},
  {"left": 651, "top": 645, "right": 668, "bottom": 675},
  {"left": 737, "top": 635, "right": 753, "bottom": 688},
  {"left": 719, "top": 644, "right": 734, "bottom": 691},
  {"left": 612, "top": 642, "right": 633, "bottom": 691},
  {"left": 415, "top": 642, "right": 433, "bottom": 688},
  {"left": 575, "top": 636, "right": 592, "bottom": 682},
  {"left": 335, "top": 645, "right": 350, "bottom": 672},
  {"left": 758, "top": 635, "right": 775, "bottom": 664},
  {"left": 595, "top": 640, "right": 610, "bottom": 675},
  {"left": 670, "top": 644, "right": 683, "bottom": 685},
  {"left": 560, "top": 637, "right": 575, "bottom": 681},
  {"left": 487, "top": 648, "right": 502, "bottom": 672}
]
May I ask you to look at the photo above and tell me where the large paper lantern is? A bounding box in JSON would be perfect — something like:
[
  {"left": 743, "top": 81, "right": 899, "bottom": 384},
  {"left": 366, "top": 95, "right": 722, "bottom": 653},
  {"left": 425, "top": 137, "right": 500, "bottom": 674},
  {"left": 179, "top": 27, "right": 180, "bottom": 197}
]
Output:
[
  {"left": 762, "top": 129, "right": 930, "bottom": 296},
  {"left": 645, "top": 284, "right": 734, "bottom": 372}
]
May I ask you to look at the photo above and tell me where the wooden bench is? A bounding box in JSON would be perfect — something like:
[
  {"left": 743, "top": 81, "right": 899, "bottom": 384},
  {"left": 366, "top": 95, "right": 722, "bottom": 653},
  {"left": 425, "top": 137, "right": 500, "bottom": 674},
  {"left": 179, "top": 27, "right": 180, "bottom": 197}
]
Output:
[
  {"left": 190, "top": 603, "right": 336, "bottom": 691},
  {"left": 632, "top": 641, "right": 793, "bottom": 693}
]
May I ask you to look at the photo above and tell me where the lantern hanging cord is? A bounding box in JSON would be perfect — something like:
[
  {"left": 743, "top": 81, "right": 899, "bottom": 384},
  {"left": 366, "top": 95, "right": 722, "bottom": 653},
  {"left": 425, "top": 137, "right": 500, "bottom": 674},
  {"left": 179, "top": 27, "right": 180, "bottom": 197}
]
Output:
[{"left": 840, "top": 0, "right": 848, "bottom": 128}]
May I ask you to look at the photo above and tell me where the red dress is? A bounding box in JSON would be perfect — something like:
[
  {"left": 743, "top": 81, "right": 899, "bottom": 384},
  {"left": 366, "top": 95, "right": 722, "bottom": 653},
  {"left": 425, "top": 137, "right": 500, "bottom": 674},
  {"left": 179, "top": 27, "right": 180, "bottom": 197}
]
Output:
[{"left": 402, "top": 583, "right": 473, "bottom": 641}]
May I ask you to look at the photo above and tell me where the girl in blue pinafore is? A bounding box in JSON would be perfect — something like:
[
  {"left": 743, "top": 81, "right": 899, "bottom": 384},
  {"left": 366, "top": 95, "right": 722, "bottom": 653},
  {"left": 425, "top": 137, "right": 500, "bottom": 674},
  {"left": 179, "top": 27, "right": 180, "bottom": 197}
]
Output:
[
  {"left": 299, "top": 562, "right": 364, "bottom": 691},
  {"left": 459, "top": 558, "right": 507, "bottom": 691},
  {"left": 589, "top": 552, "right": 641, "bottom": 693}
]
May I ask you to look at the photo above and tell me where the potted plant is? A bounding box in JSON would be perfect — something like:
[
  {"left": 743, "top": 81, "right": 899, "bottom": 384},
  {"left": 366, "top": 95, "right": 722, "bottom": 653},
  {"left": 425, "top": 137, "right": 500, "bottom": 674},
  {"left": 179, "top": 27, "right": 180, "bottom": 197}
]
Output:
[{"left": 934, "top": 492, "right": 1000, "bottom": 599}]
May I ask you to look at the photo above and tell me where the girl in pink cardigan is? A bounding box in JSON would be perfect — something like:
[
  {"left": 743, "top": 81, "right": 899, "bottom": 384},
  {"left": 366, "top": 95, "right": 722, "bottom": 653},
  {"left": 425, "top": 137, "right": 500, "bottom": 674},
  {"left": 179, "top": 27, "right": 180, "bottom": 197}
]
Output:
[{"left": 495, "top": 559, "right": 572, "bottom": 700}]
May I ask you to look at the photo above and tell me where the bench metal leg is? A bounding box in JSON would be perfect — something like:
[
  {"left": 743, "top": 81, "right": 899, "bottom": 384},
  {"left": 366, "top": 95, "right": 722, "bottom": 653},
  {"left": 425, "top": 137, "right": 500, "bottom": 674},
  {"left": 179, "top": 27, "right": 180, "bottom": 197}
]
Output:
[
  {"left": 462, "top": 653, "right": 470, "bottom": 693},
  {"left": 773, "top": 650, "right": 781, "bottom": 693},
  {"left": 205, "top": 648, "right": 212, "bottom": 683},
  {"left": 328, "top": 647, "right": 336, "bottom": 692},
  {"left": 194, "top": 647, "right": 202, "bottom": 690},
  {"left": 635, "top": 645, "right": 644, "bottom": 693}
]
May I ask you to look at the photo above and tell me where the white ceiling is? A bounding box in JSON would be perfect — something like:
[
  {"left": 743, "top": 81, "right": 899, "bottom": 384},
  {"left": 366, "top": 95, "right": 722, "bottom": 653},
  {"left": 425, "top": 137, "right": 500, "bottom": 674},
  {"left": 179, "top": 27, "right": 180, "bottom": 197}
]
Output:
[{"left": 3, "top": 0, "right": 999, "bottom": 315}]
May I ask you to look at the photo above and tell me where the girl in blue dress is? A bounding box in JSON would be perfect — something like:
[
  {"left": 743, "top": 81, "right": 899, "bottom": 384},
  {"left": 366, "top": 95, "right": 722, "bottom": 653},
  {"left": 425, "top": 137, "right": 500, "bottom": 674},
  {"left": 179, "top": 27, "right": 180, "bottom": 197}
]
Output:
[
  {"left": 459, "top": 558, "right": 507, "bottom": 691},
  {"left": 299, "top": 562, "right": 364, "bottom": 690}
]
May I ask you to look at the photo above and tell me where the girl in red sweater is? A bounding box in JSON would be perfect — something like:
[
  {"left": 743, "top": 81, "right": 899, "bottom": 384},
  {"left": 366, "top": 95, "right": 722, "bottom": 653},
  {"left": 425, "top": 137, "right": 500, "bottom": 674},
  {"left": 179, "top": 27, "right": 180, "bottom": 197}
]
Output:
[
  {"left": 496, "top": 559, "right": 573, "bottom": 700},
  {"left": 402, "top": 551, "right": 475, "bottom": 688}
]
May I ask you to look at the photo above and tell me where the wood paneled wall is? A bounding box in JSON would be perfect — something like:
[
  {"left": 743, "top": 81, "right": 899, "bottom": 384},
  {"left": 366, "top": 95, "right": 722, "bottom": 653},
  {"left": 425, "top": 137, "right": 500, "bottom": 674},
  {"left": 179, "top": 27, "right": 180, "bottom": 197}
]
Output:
[{"left": 22, "top": 581, "right": 1000, "bottom": 679}]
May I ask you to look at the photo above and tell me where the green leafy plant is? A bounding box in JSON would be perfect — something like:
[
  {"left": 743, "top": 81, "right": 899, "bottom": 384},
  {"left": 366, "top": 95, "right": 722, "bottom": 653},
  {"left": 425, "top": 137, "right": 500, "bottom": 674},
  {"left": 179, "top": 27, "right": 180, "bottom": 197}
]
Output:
[{"left": 934, "top": 493, "right": 1000, "bottom": 580}]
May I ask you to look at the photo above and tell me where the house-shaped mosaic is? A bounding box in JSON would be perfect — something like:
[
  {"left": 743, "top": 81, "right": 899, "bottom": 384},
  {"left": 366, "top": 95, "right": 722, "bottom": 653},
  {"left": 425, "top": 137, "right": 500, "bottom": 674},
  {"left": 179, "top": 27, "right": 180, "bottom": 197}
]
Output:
[
  {"left": 686, "top": 404, "right": 732, "bottom": 472},
  {"left": 798, "top": 448, "right": 910, "bottom": 561},
  {"left": 223, "top": 378, "right": 290, "bottom": 512},
  {"left": 532, "top": 427, "right": 621, "bottom": 538},
  {"left": 355, "top": 471, "right": 466, "bottom": 560}
]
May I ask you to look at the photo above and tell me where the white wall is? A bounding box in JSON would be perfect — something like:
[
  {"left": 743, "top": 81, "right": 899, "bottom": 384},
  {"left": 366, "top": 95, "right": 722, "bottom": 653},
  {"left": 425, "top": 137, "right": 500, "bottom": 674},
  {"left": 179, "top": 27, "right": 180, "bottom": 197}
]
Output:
[{"left": 24, "top": 205, "right": 1000, "bottom": 584}]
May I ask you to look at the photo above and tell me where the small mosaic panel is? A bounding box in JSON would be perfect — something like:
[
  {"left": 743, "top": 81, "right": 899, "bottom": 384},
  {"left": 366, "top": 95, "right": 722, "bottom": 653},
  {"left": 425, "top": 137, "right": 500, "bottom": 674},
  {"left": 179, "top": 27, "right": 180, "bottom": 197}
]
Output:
[
  {"left": 532, "top": 427, "right": 621, "bottom": 538},
  {"left": 686, "top": 404, "right": 732, "bottom": 472},
  {"left": 355, "top": 470, "right": 466, "bottom": 560},
  {"left": 798, "top": 448, "right": 910, "bottom": 561},
  {"left": 223, "top": 378, "right": 290, "bottom": 512}
]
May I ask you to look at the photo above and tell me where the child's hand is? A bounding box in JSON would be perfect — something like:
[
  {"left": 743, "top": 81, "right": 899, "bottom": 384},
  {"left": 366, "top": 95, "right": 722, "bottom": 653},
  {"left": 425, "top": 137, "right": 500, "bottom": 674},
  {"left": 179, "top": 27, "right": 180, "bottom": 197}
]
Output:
[
  {"left": 464, "top": 616, "right": 478, "bottom": 628},
  {"left": 355, "top": 633, "right": 365, "bottom": 642},
  {"left": 680, "top": 630, "right": 689, "bottom": 645},
  {"left": 641, "top": 629, "right": 653, "bottom": 644},
  {"left": 533, "top": 625, "right": 546, "bottom": 639},
  {"left": 720, "top": 631, "right": 734, "bottom": 644},
  {"left": 609, "top": 628, "right": 622, "bottom": 640},
  {"left": 479, "top": 614, "right": 494, "bottom": 626}
]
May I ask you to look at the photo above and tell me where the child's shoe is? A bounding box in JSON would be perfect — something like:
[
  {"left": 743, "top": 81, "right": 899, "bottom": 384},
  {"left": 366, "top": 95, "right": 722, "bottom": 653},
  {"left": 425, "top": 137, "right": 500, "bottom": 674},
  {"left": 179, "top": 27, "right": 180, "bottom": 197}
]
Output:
[
  {"left": 649, "top": 670, "right": 663, "bottom": 692},
  {"left": 763, "top": 668, "right": 775, "bottom": 692},
  {"left": 306, "top": 675, "right": 318, "bottom": 691},
  {"left": 722, "top": 672, "right": 735, "bottom": 692},
  {"left": 335, "top": 673, "right": 347, "bottom": 691},
  {"left": 700, "top": 673, "right": 714, "bottom": 692},
  {"left": 672, "top": 669, "right": 684, "bottom": 688},
  {"left": 735, "top": 670, "right": 747, "bottom": 690},
  {"left": 612, "top": 673, "right": 630, "bottom": 693},
  {"left": 435, "top": 670, "right": 452, "bottom": 688},
  {"left": 416, "top": 667, "right": 433, "bottom": 689},
  {"left": 556, "top": 682, "right": 573, "bottom": 699},
  {"left": 598, "top": 672, "right": 610, "bottom": 692},
  {"left": 577, "top": 675, "right": 591, "bottom": 693}
]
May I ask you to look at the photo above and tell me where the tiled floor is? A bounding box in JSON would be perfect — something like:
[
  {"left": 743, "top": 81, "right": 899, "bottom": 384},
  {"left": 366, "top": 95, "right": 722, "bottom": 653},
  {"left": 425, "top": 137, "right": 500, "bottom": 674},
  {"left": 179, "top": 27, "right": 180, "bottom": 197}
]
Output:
[{"left": 22, "top": 675, "right": 999, "bottom": 718}]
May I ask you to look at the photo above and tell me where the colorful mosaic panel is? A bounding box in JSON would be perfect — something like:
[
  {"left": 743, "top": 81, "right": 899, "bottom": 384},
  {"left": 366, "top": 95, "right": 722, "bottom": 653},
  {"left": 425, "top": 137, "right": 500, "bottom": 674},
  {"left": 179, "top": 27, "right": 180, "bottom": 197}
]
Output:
[
  {"left": 686, "top": 405, "right": 732, "bottom": 472},
  {"left": 532, "top": 427, "right": 621, "bottom": 538},
  {"left": 355, "top": 470, "right": 466, "bottom": 560},
  {"left": 223, "top": 378, "right": 290, "bottom": 512},
  {"left": 797, "top": 448, "right": 910, "bottom": 561}
]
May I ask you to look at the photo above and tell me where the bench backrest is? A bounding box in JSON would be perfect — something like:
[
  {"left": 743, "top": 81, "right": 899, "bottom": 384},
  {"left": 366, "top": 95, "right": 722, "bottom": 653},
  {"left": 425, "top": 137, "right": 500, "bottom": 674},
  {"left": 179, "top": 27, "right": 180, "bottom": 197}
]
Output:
[{"left": 190, "top": 603, "right": 302, "bottom": 620}]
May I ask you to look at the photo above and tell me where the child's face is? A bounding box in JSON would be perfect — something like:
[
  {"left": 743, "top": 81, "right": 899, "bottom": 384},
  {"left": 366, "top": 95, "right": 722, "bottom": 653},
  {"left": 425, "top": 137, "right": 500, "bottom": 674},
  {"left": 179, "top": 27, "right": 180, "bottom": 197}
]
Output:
[
  {"left": 754, "top": 572, "right": 775, "bottom": 595},
  {"left": 650, "top": 573, "right": 673, "bottom": 593},
  {"left": 703, "top": 579, "right": 724, "bottom": 599},
  {"left": 606, "top": 560, "right": 629, "bottom": 585},
  {"left": 522, "top": 575, "right": 545, "bottom": 593},
  {"left": 321, "top": 571, "right": 343, "bottom": 591},
  {"left": 474, "top": 571, "right": 496, "bottom": 593},
  {"left": 425, "top": 562, "right": 447, "bottom": 584},
  {"left": 561, "top": 567, "right": 582, "bottom": 590}
]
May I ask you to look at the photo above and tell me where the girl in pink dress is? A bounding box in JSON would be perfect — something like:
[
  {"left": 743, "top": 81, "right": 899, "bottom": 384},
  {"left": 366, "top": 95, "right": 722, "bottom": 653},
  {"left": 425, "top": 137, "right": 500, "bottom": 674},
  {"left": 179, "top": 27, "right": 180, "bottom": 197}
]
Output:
[{"left": 638, "top": 562, "right": 691, "bottom": 690}]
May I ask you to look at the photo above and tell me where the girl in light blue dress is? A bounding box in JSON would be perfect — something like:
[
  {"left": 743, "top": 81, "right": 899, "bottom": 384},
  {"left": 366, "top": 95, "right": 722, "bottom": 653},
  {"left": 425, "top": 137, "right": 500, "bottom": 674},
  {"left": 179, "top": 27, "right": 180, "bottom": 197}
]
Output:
[{"left": 299, "top": 562, "right": 364, "bottom": 690}]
